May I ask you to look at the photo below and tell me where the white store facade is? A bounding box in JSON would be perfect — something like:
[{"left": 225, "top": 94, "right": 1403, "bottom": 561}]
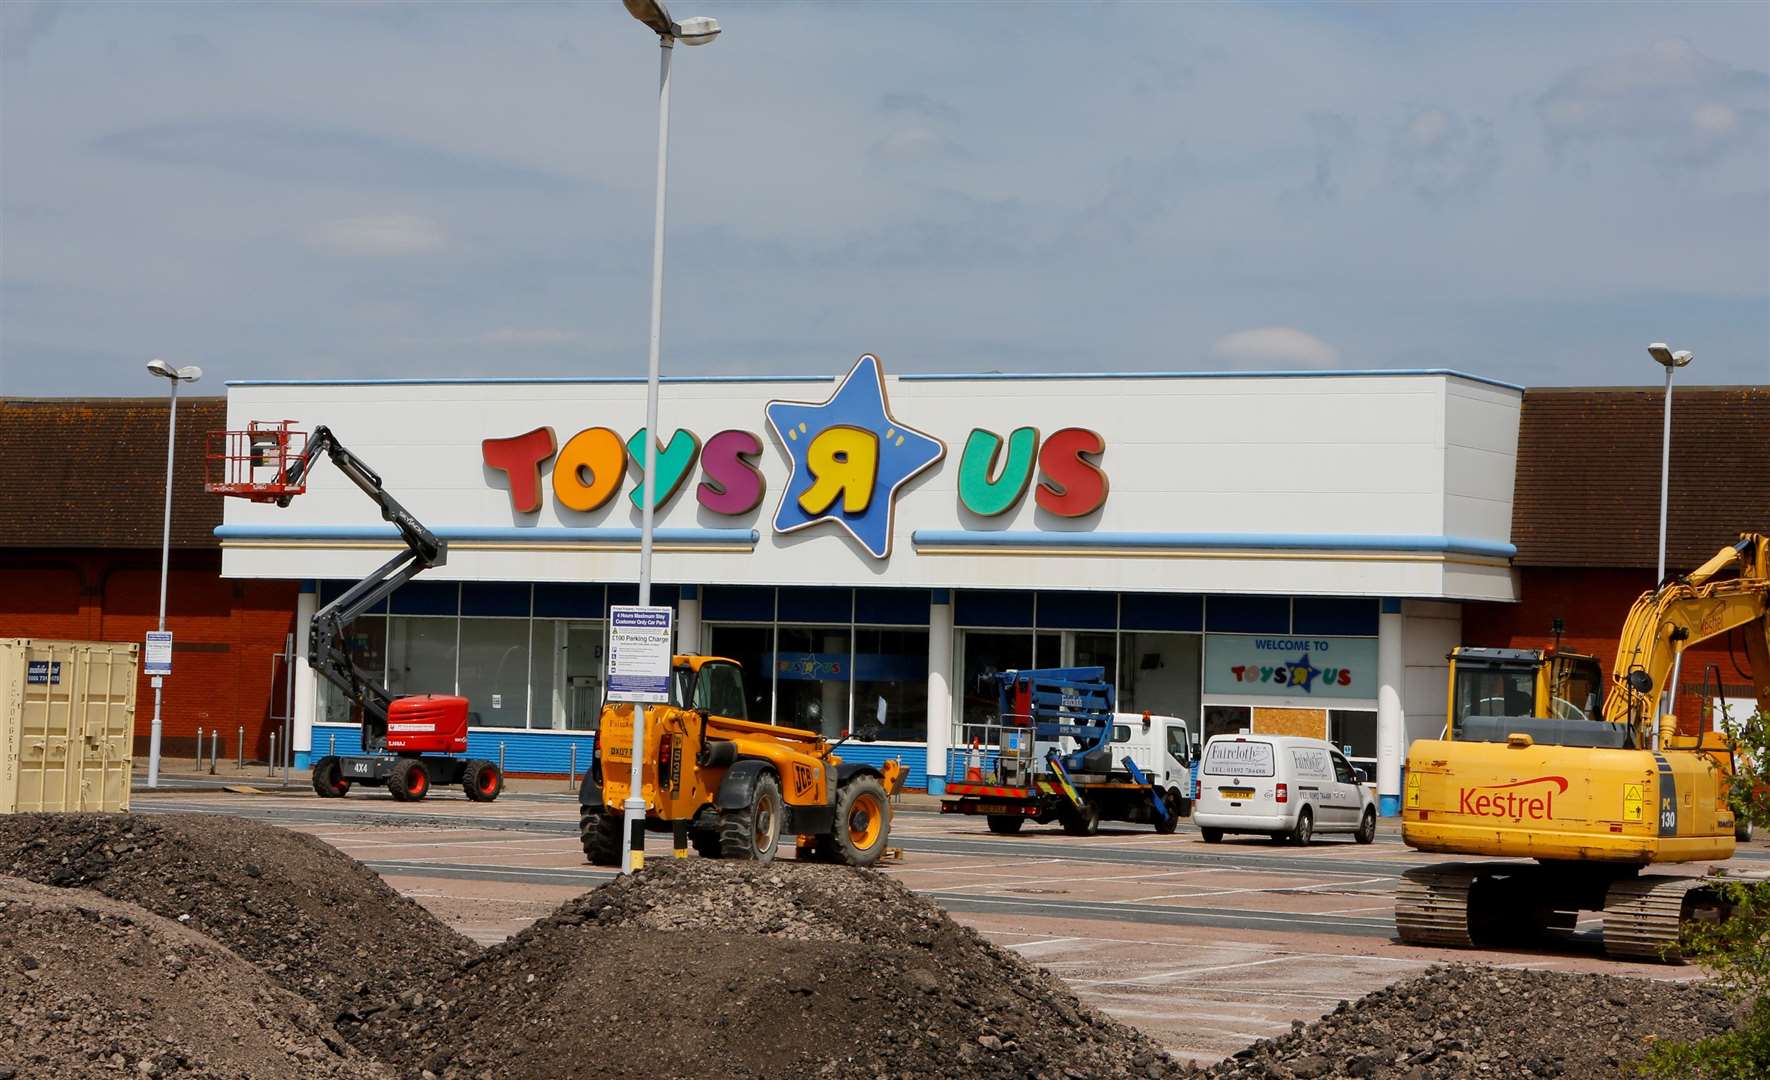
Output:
[{"left": 219, "top": 360, "right": 1522, "bottom": 815}]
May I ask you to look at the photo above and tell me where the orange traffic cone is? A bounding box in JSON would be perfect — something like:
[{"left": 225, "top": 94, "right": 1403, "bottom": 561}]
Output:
[{"left": 965, "top": 739, "right": 984, "bottom": 782}]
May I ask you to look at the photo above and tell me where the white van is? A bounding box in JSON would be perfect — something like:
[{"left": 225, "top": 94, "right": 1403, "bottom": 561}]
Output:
[{"left": 1193, "top": 734, "right": 1376, "bottom": 845}]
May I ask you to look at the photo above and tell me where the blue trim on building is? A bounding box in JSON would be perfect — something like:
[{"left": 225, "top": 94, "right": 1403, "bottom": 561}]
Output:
[
  {"left": 228, "top": 375, "right": 836, "bottom": 387},
  {"left": 930, "top": 588, "right": 950, "bottom": 605},
  {"left": 912, "top": 531, "right": 1516, "bottom": 558},
  {"left": 1293, "top": 596, "right": 1380, "bottom": 636},
  {"left": 216, "top": 524, "right": 760, "bottom": 545},
  {"left": 680, "top": 584, "right": 700, "bottom": 600},
  {"left": 1206, "top": 594, "right": 1292, "bottom": 634},
  {"left": 1380, "top": 597, "right": 1403, "bottom": 614},
  {"left": 926, "top": 776, "right": 947, "bottom": 796},
  {"left": 1380, "top": 793, "right": 1401, "bottom": 817},
  {"left": 897, "top": 368, "right": 1524, "bottom": 392},
  {"left": 308, "top": 725, "right": 929, "bottom": 789}
]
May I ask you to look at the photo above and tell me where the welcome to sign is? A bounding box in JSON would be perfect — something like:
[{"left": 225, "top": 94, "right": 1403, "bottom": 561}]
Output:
[
  {"left": 479, "top": 354, "right": 1110, "bottom": 559},
  {"left": 1203, "top": 634, "right": 1378, "bottom": 700}
]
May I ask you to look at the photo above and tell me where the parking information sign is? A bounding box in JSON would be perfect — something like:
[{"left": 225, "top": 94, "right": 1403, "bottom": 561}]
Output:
[
  {"left": 606, "top": 606, "right": 673, "bottom": 704},
  {"left": 144, "top": 631, "right": 174, "bottom": 677}
]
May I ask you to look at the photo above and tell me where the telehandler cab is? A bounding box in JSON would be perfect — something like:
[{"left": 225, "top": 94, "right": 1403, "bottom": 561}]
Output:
[{"left": 578, "top": 655, "right": 906, "bottom": 867}]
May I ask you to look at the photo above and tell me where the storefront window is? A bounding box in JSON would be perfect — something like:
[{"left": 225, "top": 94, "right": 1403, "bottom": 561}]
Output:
[
  {"left": 1202, "top": 704, "right": 1252, "bottom": 745},
  {"left": 853, "top": 628, "right": 928, "bottom": 742},
  {"left": 1073, "top": 631, "right": 1116, "bottom": 674},
  {"left": 387, "top": 616, "right": 456, "bottom": 699},
  {"left": 774, "top": 625, "right": 852, "bottom": 736},
  {"left": 956, "top": 630, "right": 1059, "bottom": 740},
  {"left": 1117, "top": 632, "right": 1201, "bottom": 723},
  {"left": 319, "top": 616, "right": 386, "bottom": 725},
  {"left": 708, "top": 625, "right": 775, "bottom": 725},
  {"left": 528, "top": 620, "right": 560, "bottom": 729},
  {"left": 1329, "top": 709, "right": 1378, "bottom": 764},
  {"left": 457, "top": 619, "right": 529, "bottom": 729}
]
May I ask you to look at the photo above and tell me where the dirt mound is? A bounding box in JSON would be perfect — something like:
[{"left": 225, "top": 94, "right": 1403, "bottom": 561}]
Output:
[
  {"left": 0, "top": 876, "right": 392, "bottom": 1079},
  {"left": 1203, "top": 964, "right": 1735, "bottom": 1079},
  {"left": 0, "top": 813, "right": 474, "bottom": 1019},
  {"left": 362, "top": 859, "right": 1185, "bottom": 1080}
]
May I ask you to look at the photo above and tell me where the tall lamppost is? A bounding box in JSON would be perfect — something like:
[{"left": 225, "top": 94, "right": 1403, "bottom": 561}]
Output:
[
  {"left": 620, "top": 0, "right": 721, "bottom": 874},
  {"left": 144, "top": 358, "right": 203, "bottom": 788},
  {"left": 1646, "top": 343, "right": 1692, "bottom": 587}
]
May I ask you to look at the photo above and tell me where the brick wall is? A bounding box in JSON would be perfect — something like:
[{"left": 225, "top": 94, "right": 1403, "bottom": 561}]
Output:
[
  {"left": 1462, "top": 565, "right": 1756, "bottom": 734},
  {"left": 0, "top": 548, "right": 297, "bottom": 760}
]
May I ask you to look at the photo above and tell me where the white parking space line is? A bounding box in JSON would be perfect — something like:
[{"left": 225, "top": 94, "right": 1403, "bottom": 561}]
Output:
[{"left": 1117, "top": 874, "right": 1390, "bottom": 903}]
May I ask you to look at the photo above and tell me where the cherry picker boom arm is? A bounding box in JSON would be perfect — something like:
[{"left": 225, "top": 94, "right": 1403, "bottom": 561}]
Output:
[{"left": 280, "top": 426, "right": 448, "bottom": 749}]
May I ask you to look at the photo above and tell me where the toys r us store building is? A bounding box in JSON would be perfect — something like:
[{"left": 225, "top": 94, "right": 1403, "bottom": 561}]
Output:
[{"left": 219, "top": 358, "right": 1525, "bottom": 815}]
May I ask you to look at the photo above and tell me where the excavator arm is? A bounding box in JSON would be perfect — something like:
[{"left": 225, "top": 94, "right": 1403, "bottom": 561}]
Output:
[
  {"left": 1603, "top": 533, "right": 1770, "bottom": 742},
  {"left": 280, "top": 426, "right": 448, "bottom": 750}
]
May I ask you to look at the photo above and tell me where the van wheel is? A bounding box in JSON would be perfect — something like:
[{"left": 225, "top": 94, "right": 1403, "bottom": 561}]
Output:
[
  {"left": 1355, "top": 807, "right": 1377, "bottom": 845},
  {"left": 1061, "top": 801, "right": 1102, "bottom": 837},
  {"left": 1200, "top": 827, "right": 1224, "bottom": 844},
  {"left": 719, "top": 773, "right": 782, "bottom": 862},
  {"left": 1290, "top": 808, "right": 1314, "bottom": 846},
  {"left": 986, "top": 814, "right": 1025, "bottom": 835}
]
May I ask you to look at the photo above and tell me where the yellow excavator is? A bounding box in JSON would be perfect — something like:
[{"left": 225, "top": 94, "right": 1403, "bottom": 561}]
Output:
[{"left": 1398, "top": 532, "right": 1770, "bottom": 961}]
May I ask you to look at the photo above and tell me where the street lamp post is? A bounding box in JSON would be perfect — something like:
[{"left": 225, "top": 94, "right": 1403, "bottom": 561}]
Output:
[
  {"left": 1646, "top": 343, "right": 1693, "bottom": 587},
  {"left": 144, "top": 358, "right": 203, "bottom": 788},
  {"left": 620, "top": 0, "right": 721, "bottom": 874},
  {"left": 1645, "top": 342, "right": 1692, "bottom": 745}
]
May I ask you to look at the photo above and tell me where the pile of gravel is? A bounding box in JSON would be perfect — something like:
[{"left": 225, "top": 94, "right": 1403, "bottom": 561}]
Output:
[
  {"left": 0, "top": 877, "right": 390, "bottom": 1080},
  {"left": 0, "top": 813, "right": 475, "bottom": 1018},
  {"left": 1202, "top": 964, "right": 1735, "bottom": 1079},
  {"left": 361, "top": 859, "right": 1187, "bottom": 1080}
]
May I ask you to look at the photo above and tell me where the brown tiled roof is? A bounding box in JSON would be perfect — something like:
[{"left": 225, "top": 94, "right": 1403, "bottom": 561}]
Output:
[
  {"left": 0, "top": 397, "right": 226, "bottom": 548},
  {"left": 1512, "top": 385, "right": 1770, "bottom": 569}
]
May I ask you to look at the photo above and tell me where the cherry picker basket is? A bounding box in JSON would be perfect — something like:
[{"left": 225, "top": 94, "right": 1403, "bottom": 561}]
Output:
[{"left": 206, "top": 420, "right": 309, "bottom": 502}]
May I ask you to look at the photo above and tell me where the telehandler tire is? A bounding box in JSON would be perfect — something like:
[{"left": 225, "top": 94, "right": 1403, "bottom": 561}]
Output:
[
  {"left": 463, "top": 759, "right": 503, "bottom": 802},
  {"left": 689, "top": 829, "right": 722, "bottom": 859},
  {"left": 311, "top": 756, "right": 350, "bottom": 799},
  {"left": 986, "top": 814, "right": 1025, "bottom": 835},
  {"left": 719, "top": 773, "right": 783, "bottom": 862},
  {"left": 389, "top": 758, "right": 429, "bottom": 802},
  {"left": 581, "top": 808, "right": 623, "bottom": 867},
  {"left": 830, "top": 775, "right": 891, "bottom": 867}
]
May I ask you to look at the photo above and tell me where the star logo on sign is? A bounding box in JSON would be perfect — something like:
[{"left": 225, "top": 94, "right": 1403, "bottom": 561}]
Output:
[
  {"left": 1287, "top": 653, "right": 1323, "bottom": 693},
  {"left": 765, "top": 354, "right": 945, "bottom": 559}
]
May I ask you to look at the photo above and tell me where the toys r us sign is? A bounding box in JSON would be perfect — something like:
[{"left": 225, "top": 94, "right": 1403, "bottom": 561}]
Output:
[{"left": 480, "top": 354, "right": 1109, "bottom": 559}]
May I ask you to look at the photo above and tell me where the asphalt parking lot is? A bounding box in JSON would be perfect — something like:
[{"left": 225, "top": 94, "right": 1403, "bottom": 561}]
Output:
[{"left": 134, "top": 778, "right": 1762, "bottom": 1064}]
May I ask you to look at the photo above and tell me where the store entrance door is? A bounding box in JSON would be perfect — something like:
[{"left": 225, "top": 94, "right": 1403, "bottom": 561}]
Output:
[{"left": 562, "top": 623, "right": 605, "bottom": 730}]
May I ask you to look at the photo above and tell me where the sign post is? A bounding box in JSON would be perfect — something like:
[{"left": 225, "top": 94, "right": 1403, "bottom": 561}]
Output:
[{"left": 607, "top": 605, "right": 673, "bottom": 874}]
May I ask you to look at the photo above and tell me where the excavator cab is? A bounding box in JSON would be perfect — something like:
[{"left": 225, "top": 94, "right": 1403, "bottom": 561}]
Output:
[{"left": 1445, "top": 647, "right": 1633, "bottom": 749}]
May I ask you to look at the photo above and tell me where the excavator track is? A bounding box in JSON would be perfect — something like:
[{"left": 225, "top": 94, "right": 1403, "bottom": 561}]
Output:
[
  {"left": 1395, "top": 864, "right": 1484, "bottom": 947},
  {"left": 1601, "top": 876, "right": 1713, "bottom": 963}
]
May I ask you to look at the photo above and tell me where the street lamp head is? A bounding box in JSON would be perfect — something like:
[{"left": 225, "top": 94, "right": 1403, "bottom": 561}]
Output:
[
  {"left": 1646, "top": 343, "right": 1692, "bottom": 370},
  {"left": 623, "top": 0, "right": 719, "bottom": 44},
  {"left": 146, "top": 358, "right": 203, "bottom": 382}
]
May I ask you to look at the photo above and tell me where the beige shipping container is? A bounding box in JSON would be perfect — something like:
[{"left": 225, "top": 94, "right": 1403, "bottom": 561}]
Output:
[{"left": 0, "top": 639, "right": 137, "bottom": 814}]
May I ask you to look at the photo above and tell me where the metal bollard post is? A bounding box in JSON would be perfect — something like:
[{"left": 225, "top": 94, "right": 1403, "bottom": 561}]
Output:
[
  {"left": 210, "top": 729, "right": 218, "bottom": 775},
  {"left": 237, "top": 727, "right": 244, "bottom": 769},
  {"left": 268, "top": 732, "right": 276, "bottom": 777},
  {"left": 329, "top": 733, "right": 337, "bottom": 756},
  {"left": 195, "top": 728, "right": 204, "bottom": 770},
  {"left": 568, "top": 745, "right": 577, "bottom": 791},
  {"left": 498, "top": 742, "right": 506, "bottom": 776}
]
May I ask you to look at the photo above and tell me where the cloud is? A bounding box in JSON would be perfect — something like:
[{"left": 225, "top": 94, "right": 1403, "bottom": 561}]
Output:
[
  {"left": 869, "top": 126, "right": 965, "bottom": 164},
  {"left": 0, "top": 1, "right": 62, "bottom": 64},
  {"left": 1211, "top": 327, "right": 1341, "bottom": 369},
  {"left": 879, "top": 92, "right": 959, "bottom": 123},
  {"left": 1536, "top": 38, "right": 1770, "bottom": 165},
  {"left": 1389, "top": 107, "right": 1499, "bottom": 202},
  {"left": 305, "top": 215, "right": 446, "bottom": 258},
  {"left": 93, "top": 117, "right": 576, "bottom": 191},
  {"left": 1300, "top": 112, "right": 1357, "bottom": 202}
]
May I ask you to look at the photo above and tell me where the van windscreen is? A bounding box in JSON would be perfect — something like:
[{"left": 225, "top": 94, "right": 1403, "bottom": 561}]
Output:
[{"left": 1203, "top": 740, "right": 1274, "bottom": 776}]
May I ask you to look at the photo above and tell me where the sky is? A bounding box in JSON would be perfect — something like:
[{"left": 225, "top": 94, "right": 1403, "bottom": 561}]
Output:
[{"left": 2, "top": 0, "right": 1767, "bottom": 396}]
